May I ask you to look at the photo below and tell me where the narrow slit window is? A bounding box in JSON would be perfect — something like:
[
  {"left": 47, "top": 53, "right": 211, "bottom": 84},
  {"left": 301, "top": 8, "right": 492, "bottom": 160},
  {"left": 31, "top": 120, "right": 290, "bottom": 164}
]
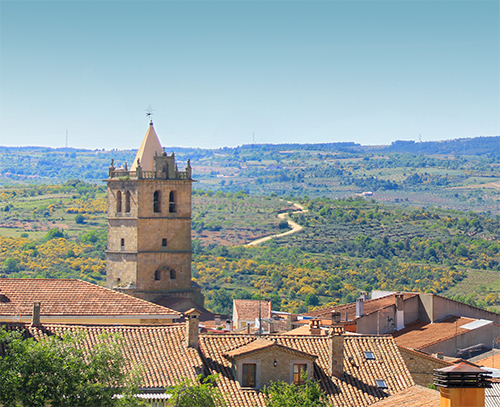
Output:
[
  {"left": 125, "top": 191, "right": 131, "bottom": 212},
  {"left": 154, "top": 270, "right": 161, "bottom": 281},
  {"left": 169, "top": 191, "right": 176, "bottom": 213},
  {"left": 170, "top": 269, "right": 176, "bottom": 280},
  {"left": 116, "top": 191, "right": 122, "bottom": 212},
  {"left": 162, "top": 238, "right": 167, "bottom": 247},
  {"left": 153, "top": 190, "right": 161, "bottom": 213},
  {"left": 120, "top": 238, "right": 125, "bottom": 248}
]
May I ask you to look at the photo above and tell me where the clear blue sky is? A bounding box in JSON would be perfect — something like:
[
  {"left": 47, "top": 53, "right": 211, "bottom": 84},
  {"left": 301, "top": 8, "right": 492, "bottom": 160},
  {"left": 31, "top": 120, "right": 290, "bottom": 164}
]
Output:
[{"left": 0, "top": 1, "right": 498, "bottom": 150}]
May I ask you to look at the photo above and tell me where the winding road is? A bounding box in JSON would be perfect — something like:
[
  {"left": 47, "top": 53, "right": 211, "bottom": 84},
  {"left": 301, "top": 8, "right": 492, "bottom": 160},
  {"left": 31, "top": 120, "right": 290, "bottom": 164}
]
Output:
[{"left": 246, "top": 202, "right": 308, "bottom": 246}]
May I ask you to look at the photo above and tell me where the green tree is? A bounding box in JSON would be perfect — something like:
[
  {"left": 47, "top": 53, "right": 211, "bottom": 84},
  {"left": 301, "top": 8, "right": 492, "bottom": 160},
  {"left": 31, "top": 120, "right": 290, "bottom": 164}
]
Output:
[
  {"left": 0, "top": 327, "right": 145, "bottom": 407},
  {"left": 167, "top": 374, "right": 226, "bottom": 407},
  {"left": 44, "top": 228, "right": 65, "bottom": 241},
  {"left": 3, "top": 258, "right": 19, "bottom": 273},
  {"left": 75, "top": 214, "right": 85, "bottom": 224},
  {"left": 263, "top": 375, "right": 330, "bottom": 407},
  {"left": 211, "top": 289, "right": 233, "bottom": 314}
]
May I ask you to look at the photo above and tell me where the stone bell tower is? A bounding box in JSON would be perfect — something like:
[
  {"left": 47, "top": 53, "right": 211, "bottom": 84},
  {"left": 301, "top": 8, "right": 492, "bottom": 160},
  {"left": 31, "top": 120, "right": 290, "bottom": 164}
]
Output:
[{"left": 105, "top": 121, "right": 203, "bottom": 306}]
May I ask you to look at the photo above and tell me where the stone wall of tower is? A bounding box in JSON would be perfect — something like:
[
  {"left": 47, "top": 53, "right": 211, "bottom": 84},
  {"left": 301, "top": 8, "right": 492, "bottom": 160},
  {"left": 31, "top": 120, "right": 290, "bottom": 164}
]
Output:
[{"left": 105, "top": 175, "right": 194, "bottom": 296}]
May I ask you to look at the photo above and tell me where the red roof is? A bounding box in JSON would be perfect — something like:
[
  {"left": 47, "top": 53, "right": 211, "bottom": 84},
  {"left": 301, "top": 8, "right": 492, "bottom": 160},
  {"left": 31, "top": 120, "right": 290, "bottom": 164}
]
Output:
[
  {"left": 0, "top": 278, "right": 180, "bottom": 318},
  {"left": 2, "top": 322, "right": 415, "bottom": 406},
  {"left": 392, "top": 316, "right": 474, "bottom": 350},
  {"left": 302, "top": 293, "right": 418, "bottom": 320},
  {"left": 234, "top": 299, "right": 271, "bottom": 320}
]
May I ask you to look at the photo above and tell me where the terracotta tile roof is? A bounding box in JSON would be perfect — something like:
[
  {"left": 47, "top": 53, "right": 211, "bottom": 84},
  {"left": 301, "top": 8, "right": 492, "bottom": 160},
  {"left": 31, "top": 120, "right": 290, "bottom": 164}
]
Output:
[
  {"left": 369, "top": 385, "right": 440, "bottom": 407},
  {"left": 200, "top": 333, "right": 414, "bottom": 407},
  {"left": 0, "top": 278, "right": 180, "bottom": 318},
  {"left": 224, "top": 338, "right": 317, "bottom": 360},
  {"left": 1, "top": 322, "right": 201, "bottom": 389},
  {"left": 392, "top": 316, "right": 474, "bottom": 350},
  {"left": 302, "top": 293, "right": 418, "bottom": 320},
  {"left": 283, "top": 324, "right": 345, "bottom": 336},
  {"left": 2, "top": 323, "right": 414, "bottom": 406},
  {"left": 473, "top": 352, "right": 500, "bottom": 369},
  {"left": 234, "top": 299, "right": 271, "bottom": 321}
]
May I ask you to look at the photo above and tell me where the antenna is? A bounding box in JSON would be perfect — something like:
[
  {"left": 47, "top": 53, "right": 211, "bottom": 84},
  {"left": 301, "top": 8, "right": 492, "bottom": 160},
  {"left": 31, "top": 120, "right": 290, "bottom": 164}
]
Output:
[
  {"left": 253, "top": 132, "right": 255, "bottom": 144},
  {"left": 146, "top": 105, "right": 154, "bottom": 124},
  {"left": 66, "top": 130, "right": 68, "bottom": 148},
  {"left": 419, "top": 133, "right": 422, "bottom": 143}
]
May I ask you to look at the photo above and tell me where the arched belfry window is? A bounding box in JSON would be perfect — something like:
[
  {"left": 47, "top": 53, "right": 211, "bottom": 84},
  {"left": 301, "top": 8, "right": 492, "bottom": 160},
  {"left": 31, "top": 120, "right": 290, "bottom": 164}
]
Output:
[
  {"left": 125, "top": 191, "right": 131, "bottom": 213},
  {"left": 169, "top": 191, "right": 176, "bottom": 213},
  {"left": 154, "top": 270, "right": 161, "bottom": 281},
  {"left": 170, "top": 269, "right": 176, "bottom": 280},
  {"left": 153, "top": 190, "right": 161, "bottom": 213},
  {"left": 116, "top": 191, "right": 122, "bottom": 212}
]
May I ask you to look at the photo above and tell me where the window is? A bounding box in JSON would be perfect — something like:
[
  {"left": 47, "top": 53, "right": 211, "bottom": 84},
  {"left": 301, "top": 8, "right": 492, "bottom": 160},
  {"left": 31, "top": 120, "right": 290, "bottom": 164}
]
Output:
[
  {"left": 169, "top": 191, "right": 176, "bottom": 213},
  {"left": 375, "top": 379, "right": 387, "bottom": 389},
  {"left": 116, "top": 191, "right": 122, "bottom": 212},
  {"left": 293, "top": 364, "right": 307, "bottom": 385},
  {"left": 162, "top": 238, "right": 167, "bottom": 247},
  {"left": 170, "top": 269, "right": 176, "bottom": 280},
  {"left": 154, "top": 270, "right": 161, "bottom": 281},
  {"left": 125, "top": 191, "right": 131, "bottom": 212},
  {"left": 364, "top": 351, "right": 375, "bottom": 360},
  {"left": 242, "top": 363, "right": 256, "bottom": 388},
  {"left": 153, "top": 190, "right": 161, "bottom": 213},
  {"left": 120, "top": 238, "right": 125, "bottom": 249}
]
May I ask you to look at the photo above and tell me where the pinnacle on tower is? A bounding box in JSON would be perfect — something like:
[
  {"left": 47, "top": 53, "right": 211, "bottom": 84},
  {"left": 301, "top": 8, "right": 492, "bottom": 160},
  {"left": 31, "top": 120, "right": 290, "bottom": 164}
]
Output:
[{"left": 130, "top": 123, "right": 163, "bottom": 172}]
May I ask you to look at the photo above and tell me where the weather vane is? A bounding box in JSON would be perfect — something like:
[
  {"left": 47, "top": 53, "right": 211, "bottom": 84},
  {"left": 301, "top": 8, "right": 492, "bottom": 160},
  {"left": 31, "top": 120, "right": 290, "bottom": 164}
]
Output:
[{"left": 146, "top": 105, "right": 154, "bottom": 124}]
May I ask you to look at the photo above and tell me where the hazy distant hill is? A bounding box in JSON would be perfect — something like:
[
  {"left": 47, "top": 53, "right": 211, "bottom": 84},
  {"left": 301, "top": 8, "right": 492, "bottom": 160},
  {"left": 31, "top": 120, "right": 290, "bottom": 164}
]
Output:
[{"left": 1, "top": 135, "right": 499, "bottom": 214}]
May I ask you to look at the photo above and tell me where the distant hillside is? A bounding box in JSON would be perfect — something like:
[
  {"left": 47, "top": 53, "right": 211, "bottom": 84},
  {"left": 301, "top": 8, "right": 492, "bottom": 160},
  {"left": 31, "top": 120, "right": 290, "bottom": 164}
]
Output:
[{"left": 1, "top": 135, "right": 499, "bottom": 214}]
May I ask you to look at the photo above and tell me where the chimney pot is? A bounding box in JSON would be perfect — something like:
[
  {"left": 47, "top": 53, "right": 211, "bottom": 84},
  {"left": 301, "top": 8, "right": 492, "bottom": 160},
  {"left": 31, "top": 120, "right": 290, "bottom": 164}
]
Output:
[
  {"left": 184, "top": 308, "right": 202, "bottom": 349},
  {"left": 329, "top": 329, "right": 345, "bottom": 377},
  {"left": 309, "top": 319, "right": 322, "bottom": 335},
  {"left": 356, "top": 298, "right": 364, "bottom": 318},
  {"left": 332, "top": 310, "right": 341, "bottom": 324},
  {"left": 32, "top": 302, "right": 41, "bottom": 326}
]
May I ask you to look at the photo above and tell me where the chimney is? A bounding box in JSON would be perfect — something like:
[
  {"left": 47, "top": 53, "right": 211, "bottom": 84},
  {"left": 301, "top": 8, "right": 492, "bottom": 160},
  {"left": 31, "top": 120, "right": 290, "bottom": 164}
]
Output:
[
  {"left": 329, "top": 328, "right": 345, "bottom": 377},
  {"left": 309, "top": 319, "right": 322, "bottom": 335},
  {"left": 332, "top": 310, "right": 341, "bottom": 324},
  {"left": 360, "top": 291, "right": 369, "bottom": 301},
  {"left": 32, "top": 301, "right": 41, "bottom": 326},
  {"left": 356, "top": 297, "right": 364, "bottom": 318},
  {"left": 434, "top": 362, "right": 491, "bottom": 407},
  {"left": 214, "top": 314, "right": 221, "bottom": 327},
  {"left": 344, "top": 311, "right": 348, "bottom": 321},
  {"left": 395, "top": 293, "right": 405, "bottom": 330},
  {"left": 185, "top": 308, "right": 202, "bottom": 349},
  {"left": 286, "top": 314, "right": 292, "bottom": 331},
  {"left": 225, "top": 319, "right": 232, "bottom": 331}
]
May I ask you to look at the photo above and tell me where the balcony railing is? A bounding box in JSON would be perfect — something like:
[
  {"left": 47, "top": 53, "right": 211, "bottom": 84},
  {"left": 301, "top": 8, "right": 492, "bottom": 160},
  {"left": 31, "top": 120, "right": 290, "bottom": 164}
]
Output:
[{"left": 108, "top": 169, "right": 191, "bottom": 180}]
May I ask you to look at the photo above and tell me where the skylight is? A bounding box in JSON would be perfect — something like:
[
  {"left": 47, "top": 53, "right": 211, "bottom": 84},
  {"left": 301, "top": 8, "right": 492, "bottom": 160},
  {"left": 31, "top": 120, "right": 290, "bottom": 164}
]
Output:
[
  {"left": 364, "top": 351, "right": 375, "bottom": 360},
  {"left": 375, "top": 379, "right": 387, "bottom": 389}
]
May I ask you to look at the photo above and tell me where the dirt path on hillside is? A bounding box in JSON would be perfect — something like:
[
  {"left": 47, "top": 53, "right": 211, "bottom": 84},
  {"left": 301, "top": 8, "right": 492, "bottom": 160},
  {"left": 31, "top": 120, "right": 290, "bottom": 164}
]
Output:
[{"left": 246, "top": 202, "right": 308, "bottom": 246}]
